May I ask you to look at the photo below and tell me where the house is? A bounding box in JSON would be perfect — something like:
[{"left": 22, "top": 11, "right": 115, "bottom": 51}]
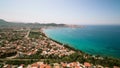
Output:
[
  {"left": 31, "top": 63, "right": 39, "bottom": 68},
  {"left": 84, "top": 62, "right": 91, "bottom": 68}
]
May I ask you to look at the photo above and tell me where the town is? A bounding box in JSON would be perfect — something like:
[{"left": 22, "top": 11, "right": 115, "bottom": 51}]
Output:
[{"left": 0, "top": 28, "right": 120, "bottom": 68}]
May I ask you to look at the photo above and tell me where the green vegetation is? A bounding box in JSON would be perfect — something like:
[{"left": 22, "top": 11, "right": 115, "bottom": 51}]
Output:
[
  {"left": 29, "top": 31, "right": 46, "bottom": 39},
  {"left": 0, "top": 28, "right": 120, "bottom": 67},
  {"left": 5, "top": 59, "right": 38, "bottom": 65},
  {"left": 17, "top": 51, "right": 120, "bottom": 67},
  {"left": 0, "top": 51, "right": 17, "bottom": 58},
  {"left": 0, "top": 64, "right": 3, "bottom": 68},
  {"left": 29, "top": 31, "right": 41, "bottom": 39}
]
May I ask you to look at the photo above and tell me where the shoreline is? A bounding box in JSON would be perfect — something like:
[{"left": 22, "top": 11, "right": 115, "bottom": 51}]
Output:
[
  {"left": 42, "top": 28, "right": 120, "bottom": 67},
  {"left": 0, "top": 28, "right": 120, "bottom": 67},
  {"left": 42, "top": 28, "right": 80, "bottom": 51},
  {"left": 43, "top": 28, "right": 120, "bottom": 59}
]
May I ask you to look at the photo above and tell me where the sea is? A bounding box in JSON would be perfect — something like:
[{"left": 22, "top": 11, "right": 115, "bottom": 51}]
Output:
[{"left": 44, "top": 25, "right": 120, "bottom": 58}]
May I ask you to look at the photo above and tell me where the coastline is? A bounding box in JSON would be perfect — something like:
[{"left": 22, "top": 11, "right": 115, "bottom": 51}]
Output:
[
  {"left": 0, "top": 28, "right": 120, "bottom": 67},
  {"left": 42, "top": 28, "right": 82, "bottom": 52},
  {"left": 42, "top": 28, "right": 120, "bottom": 67},
  {"left": 45, "top": 32, "right": 120, "bottom": 59},
  {"left": 43, "top": 27, "right": 120, "bottom": 59}
]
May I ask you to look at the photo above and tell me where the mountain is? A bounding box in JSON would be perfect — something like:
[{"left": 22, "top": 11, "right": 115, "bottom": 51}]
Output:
[
  {"left": 0, "top": 19, "right": 9, "bottom": 25},
  {"left": 0, "top": 19, "right": 67, "bottom": 28}
]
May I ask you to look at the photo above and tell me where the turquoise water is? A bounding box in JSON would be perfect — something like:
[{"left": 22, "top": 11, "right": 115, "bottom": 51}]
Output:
[{"left": 44, "top": 25, "right": 120, "bottom": 58}]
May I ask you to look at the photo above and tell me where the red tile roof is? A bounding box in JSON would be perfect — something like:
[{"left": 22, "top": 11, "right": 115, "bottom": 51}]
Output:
[
  {"left": 84, "top": 62, "right": 91, "bottom": 67},
  {"left": 31, "top": 63, "right": 39, "bottom": 68},
  {"left": 46, "top": 65, "right": 51, "bottom": 68},
  {"left": 40, "top": 64, "right": 45, "bottom": 68}
]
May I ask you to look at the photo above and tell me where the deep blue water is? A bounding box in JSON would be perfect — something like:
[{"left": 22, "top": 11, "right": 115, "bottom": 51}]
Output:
[{"left": 44, "top": 25, "right": 120, "bottom": 58}]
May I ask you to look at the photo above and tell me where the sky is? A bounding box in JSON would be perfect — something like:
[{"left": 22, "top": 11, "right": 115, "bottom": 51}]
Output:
[{"left": 0, "top": 0, "right": 120, "bottom": 25}]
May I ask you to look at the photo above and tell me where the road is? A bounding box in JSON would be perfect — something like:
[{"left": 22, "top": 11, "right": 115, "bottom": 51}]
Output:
[{"left": 25, "top": 29, "right": 30, "bottom": 38}]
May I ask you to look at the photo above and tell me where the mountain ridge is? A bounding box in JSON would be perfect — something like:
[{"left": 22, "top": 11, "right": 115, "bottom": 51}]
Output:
[{"left": 0, "top": 19, "right": 67, "bottom": 28}]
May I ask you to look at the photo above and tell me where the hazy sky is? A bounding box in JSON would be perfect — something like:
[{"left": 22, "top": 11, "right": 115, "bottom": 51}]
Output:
[{"left": 0, "top": 0, "right": 120, "bottom": 25}]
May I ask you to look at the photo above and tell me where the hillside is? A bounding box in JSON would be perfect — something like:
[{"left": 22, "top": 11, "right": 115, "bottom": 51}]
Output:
[
  {"left": 0, "top": 19, "right": 9, "bottom": 25},
  {"left": 0, "top": 19, "right": 67, "bottom": 28}
]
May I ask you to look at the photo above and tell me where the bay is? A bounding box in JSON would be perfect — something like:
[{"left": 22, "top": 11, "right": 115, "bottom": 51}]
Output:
[{"left": 44, "top": 25, "right": 120, "bottom": 58}]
